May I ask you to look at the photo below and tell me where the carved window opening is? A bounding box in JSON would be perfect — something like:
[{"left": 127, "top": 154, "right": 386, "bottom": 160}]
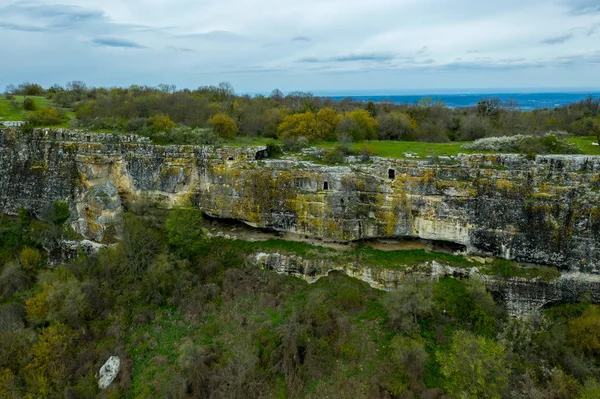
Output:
[
  {"left": 323, "top": 182, "right": 329, "bottom": 190},
  {"left": 388, "top": 169, "right": 395, "bottom": 179}
]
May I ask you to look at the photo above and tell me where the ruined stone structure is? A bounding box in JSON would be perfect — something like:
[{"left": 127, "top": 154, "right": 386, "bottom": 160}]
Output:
[{"left": 1, "top": 128, "right": 599, "bottom": 314}]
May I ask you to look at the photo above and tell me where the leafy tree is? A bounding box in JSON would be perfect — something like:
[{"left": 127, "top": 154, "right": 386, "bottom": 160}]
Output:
[
  {"left": 26, "top": 323, "right": 76, "bottom": 395},
  {"left": 19, "top": 247, "right": 43, "bottom": 273},
  {"left": 337, "top": 110, "right": 378, "bottom": 141},
  {"left": 591, "top": 118, "right": 600, "bottom": 144},
  {"left": 568, "top": 305, "right": 600, "bottom": 355},
  {"left": 437, "top": 330, "right": 510, "bottom": 399},
  {"left": 389, "top": 336, "right": 427, "bottom": 391},
  {"left": 165, "top": 206, "right": 207, "bottom": 258},
  {"left": 120, "top": 214, "right": 164, "bottom": 278},
  {"left": 316, "top": 107, "right": 341, "bottom": 140},
  {"left": 209, "top": 113, "right": 239, "bottom": 139},
  {"left": 277, "top": 111, "right": 319, "bottom": 140},
  {"left": 383, "top": 276, "right": 433, "bottom": 335},
  {"left": 149, "top": 114, "right": 176, "bottom": 133}
]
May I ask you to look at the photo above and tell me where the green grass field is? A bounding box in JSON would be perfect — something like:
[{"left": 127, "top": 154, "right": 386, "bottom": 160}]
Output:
[
  {"left": 0, "top": 95, "right": 49, "bottom": 121},
  {"left": 0, "top": 95, "right": 75, "bottom": 127},
  {"left": 313, "top": 137, "right": 599, "bottom": 158}
]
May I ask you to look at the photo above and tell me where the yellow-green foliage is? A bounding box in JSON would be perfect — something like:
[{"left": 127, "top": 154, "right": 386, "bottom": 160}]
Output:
[
  {"left": 209, "top": 113, "right": 238, "bottom": 139},
  {"left": 568, "top": 306, "right": 600, "bottom": 355},
  {"left": 0, "top": 369, "right": 16, "bottom": 399},
  {"left": 149, "top": 114, "right": 176, "bottom": 132},
  {"left": 26, "top": 284, "right": 50, "bottom": 325},
  {"left": 277, "top": 111, "right": 319, "bottom": 140},
  {"left": 316, "top": 107, "right": 341, "bottom": 140},
  {"left": 420, "top": 170, "right": 435, "bottom": 184},
  {"left": 26, "top": 323, "right": 75, "bottom": 395},
  {"left": 341, "top": 109, "right": 378, "bottom": 141},
  {"left": 19, "top": 247, "right": 43, "bottom": 273},
  {"left": 27, "top": 107, "right": 64, "bottom": 126}
]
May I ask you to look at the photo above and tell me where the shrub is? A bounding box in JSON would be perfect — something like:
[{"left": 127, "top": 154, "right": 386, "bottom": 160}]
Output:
[
  {"left": 265, "top": 140, "right": 283, "bottom": 158},
  {"left": 0, "top": 262, "right": 30, "bottom": 301},
  {"left": 282, "top": 136, "right": 309, "bottom": 152},
  {"left": 23, "top": 97, "right": 37, "bottom": 111},
  {"left": 322, "top": 145, "right": 348, "bottom": 164},
  {"left": 148, "top": 114, "right": 176, "bottom": 133},
  {"left": 568, "top": 306, "right": 600, "bottom": 355},
  {"left": 27, "top": 107, "right": 64, "bottom": 126},
  {"left": 19, "top": 247, "right": 43, "bottom": 273},
  {"left": 151, "top": 126, "right": 222, "bottom": 145}
]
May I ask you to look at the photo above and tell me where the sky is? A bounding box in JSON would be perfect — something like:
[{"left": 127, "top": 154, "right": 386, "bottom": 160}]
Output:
[{"left": 0, "top": 0, "right": 599, "bottom": 94}]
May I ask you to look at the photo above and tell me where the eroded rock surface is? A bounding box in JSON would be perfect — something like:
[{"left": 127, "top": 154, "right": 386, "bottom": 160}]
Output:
[{"left": 1, "top": 128, "right": 599, "bottom": 274}]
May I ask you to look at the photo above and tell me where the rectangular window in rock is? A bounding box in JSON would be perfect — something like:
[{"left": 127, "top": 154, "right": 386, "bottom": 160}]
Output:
[
  {"left": 388, "top": 169, "right": 395, "bottom": 179},
  {"left": 323, "top": 182, "right": 329, "bottom": 190}
]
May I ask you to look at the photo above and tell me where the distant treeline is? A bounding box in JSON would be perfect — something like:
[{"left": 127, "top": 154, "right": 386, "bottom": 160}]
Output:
[{"left": 4, "top": 81, "right": 600, "bottom": 144}]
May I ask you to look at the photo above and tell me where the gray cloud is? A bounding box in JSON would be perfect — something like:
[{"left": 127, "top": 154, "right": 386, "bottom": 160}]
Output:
[
  {"left": 298, "top": 52, "right": 395, "bottom": 63},
  {"left": 291, "top": 36, "right": 311, "bottom": 42},
  {"left": 566, "top": 0, "right": 600, "bottom": 14},
  {"left": 0, "top": 2, "right": 106, "bottom": 30},
  {"left": 92, "top": 37, "right": 147, "bottom": 48},
  {"left": 0, "top": 22, "right": 47, "bottom": 32},
  {"left": 541, "top": 33, "right": 574, "bottom": 44},
  {"left": 416, "top": 46, "right": 428, "bottom": 55},
  {"left": 176, "top": 30, "right": 241, "bottom": 40}
]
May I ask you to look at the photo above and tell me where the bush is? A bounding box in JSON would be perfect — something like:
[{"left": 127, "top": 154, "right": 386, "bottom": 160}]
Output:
[
  {"left": 0, "top": 262, "right": 30, "bottom": 301},
  {"left": 19, "top": 247, "right": 43, "bottom": 273},
  {"left": 322, "top": 145, "right": 348, "bottom": 164},
  {"left": 151, "top": 126, "right": 222, "bottom": 145},
  {"left": 27, "top": 107, "right": 65, "bottom": 126},
  {"left": 265, "top": 140, "right": 283, "bottom": 158},
  {"left": 23, "top": 98, "right": 37, "bottom": 111},
  {"left": 282, "top": 136, "right": 308, "bottom": 152}
]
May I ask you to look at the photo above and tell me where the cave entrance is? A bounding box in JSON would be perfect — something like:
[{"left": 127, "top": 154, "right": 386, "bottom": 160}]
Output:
[
  {"left": 323, "top": 182, "right": 329, "bottom": 190},
  {"left": 388, "top": 169, "right": 395, "bottom": 179}
]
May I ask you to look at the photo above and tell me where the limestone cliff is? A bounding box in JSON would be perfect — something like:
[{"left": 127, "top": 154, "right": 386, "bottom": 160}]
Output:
[{"left": 1, "top": 128, "right": 599, "bottom": 274}]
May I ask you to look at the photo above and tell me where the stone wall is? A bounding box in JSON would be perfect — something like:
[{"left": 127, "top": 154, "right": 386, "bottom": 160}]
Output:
[{"left": 1, "top": 128, "right": 599, "bottom": 273}]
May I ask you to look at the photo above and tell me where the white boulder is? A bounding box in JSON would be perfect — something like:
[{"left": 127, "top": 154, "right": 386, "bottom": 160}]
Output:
[{"left": 98, "top": 356, "right": 120, "bottom": 389}]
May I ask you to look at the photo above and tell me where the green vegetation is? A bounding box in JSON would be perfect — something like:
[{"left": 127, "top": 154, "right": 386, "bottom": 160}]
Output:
[
  {"left": 1, "top": 205, "right": 599, "bottom": 398},
  {"left": 2, "top": 82, "right": 599, "bottom": 158}
]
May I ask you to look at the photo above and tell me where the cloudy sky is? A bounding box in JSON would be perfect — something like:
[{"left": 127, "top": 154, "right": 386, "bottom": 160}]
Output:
[{"left": 1, "top": 0, "right": 599, "bottom": 94}]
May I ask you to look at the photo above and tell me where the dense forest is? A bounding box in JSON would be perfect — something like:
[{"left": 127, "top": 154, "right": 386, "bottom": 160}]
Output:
[
  {"left": 1, "top": 201, "right": 600, "bottom": 398},
  {"left": 2, "top": 81, "right": 600, "bottom": 148}
]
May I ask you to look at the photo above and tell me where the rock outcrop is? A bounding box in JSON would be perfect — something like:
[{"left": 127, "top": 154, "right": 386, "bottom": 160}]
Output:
[
  {"left": 250, "top": 252, "right": 600, "bottom": 316},
  {"left": 1, "top": 128, "right": 598, "bottom": 274},
  {"left": 98, "top": 356, "right": 120, "bottom": 389}
]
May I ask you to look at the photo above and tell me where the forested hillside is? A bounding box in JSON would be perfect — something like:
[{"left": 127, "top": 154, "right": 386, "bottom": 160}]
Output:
[{"left": 1, "top": 203, "right": 600, "bottom": 398}]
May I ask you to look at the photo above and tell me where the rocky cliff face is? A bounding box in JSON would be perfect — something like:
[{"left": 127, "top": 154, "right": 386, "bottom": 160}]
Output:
[
  {"left": 1, "top": 128, "right": 599, "bottom": 274},
  {"left": 250, "top": 252, "right": 600, "bottom": 317}
]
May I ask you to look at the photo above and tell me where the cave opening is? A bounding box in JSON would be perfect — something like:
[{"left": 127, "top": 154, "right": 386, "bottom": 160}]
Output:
[
  {"left": 388, "top": 169, "right": 395, "bottom": 179},
  {"left": 323, "top": 181, "right": 329, "bottom": 190}
]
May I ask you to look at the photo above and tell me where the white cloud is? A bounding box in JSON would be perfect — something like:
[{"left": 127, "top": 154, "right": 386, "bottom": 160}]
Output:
[{"left": 0, "top": 0, "right": 599, "bottom": 92}]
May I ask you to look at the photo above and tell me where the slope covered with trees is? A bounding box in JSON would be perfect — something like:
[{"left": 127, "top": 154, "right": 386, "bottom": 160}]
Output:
[{"left": 1, "top": 201, "right": 600, "bottom": 398}]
